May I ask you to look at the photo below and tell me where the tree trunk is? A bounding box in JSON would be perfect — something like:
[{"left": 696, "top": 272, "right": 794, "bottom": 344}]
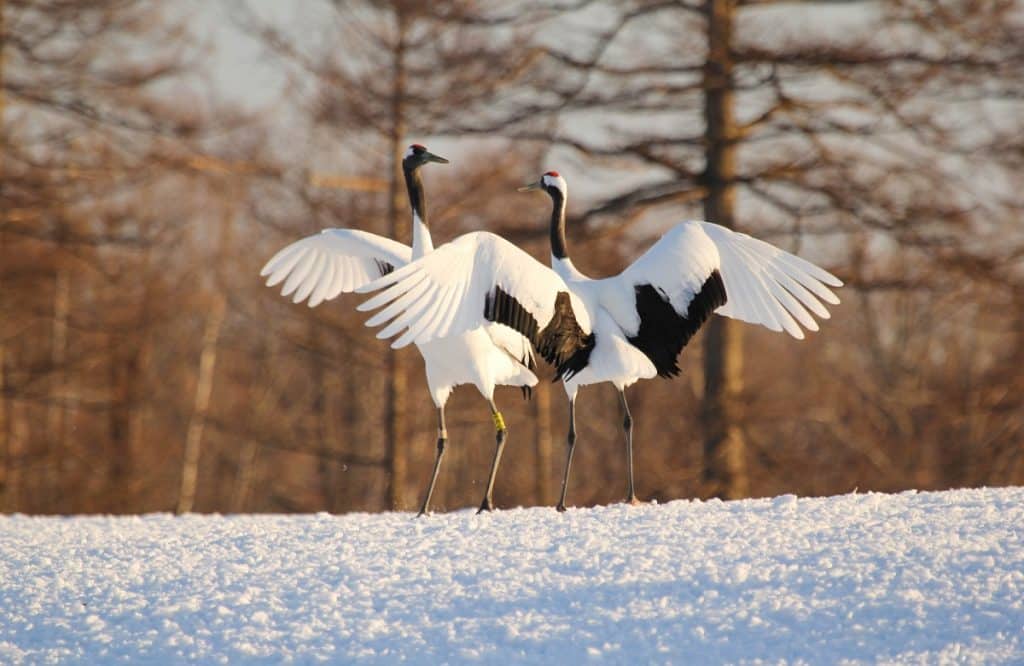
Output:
[
  {"left": 385, "top": 9, "right": 409, "bottom": 511},
  {"left": 109, "top": 335, "right": 141, "bottom": 512},
  {"left": 534, "top": 379, "right": 554, "bottom": 506},
  {"left": 118, "top": 248, "right": 157, "bottom": 511},
  {"left": 126, "top": 329, "right": 151, "bottom": 508},
  {"left": 0, "top": 346, "right": 7, "bottom": 508},
  {"left": 45, "top": 269, "right": 69, "bottom": 510},
  {"left": 312, "top": 321, "right": 337, "bottom": 510},
  {"left": 177, "top": 296, "right": 226, "bottom": 514},
  {"left": 701, "top": 0, "right": 748, "bottom": 500},
  {"left": 340, "top": 335, "right": 364, "bottom": 509},
  {"left": 5, "top": 379, "right": 26, "bottom": 513},
  {"left": 232, "top": 439, "right": 259, "bottom": 513},
  {"left": 0, "top": 0, "right": 5, "bottom": 508},
  {"left": 0, "top": 24, "right": 7, "bottom": 505},
  {"left": 233, "top": 334, "right": 280, "bottom": 513}
]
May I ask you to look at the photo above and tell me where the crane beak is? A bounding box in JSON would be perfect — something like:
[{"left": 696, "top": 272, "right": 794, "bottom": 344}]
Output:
[
  {"left": 425, "top": 152, "right": 449, "bottom": 164},
  {"left": 517, "top": 180, "right": 542, "bottom": 192}
]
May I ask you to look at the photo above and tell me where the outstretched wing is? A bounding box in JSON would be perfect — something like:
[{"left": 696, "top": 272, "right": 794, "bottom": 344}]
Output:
[
  {"left": 357, "top": 231, "right": 594, "bottom": 380},
  {"left": 602, "top": 221, "right": 842, "bottom": 377},
  {"left": 698, "top": 222, "right": 842, "bottom": 333},
  {"left": 260, "top": 229, "right": 412, "bottom": 307}
]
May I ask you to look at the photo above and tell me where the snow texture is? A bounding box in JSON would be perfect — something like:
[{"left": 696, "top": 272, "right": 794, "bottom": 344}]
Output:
[{"left": 2, "top": 488, "right": 1022, "bottom": 664}]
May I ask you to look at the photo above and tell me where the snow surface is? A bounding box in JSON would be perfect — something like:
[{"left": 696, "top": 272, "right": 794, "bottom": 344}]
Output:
[{"left": 2, "top": 488, "right": 1023, "bottom": 664}]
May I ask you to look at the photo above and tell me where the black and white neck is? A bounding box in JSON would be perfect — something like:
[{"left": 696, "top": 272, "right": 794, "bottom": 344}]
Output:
[
  {"left": 549, "top": 186, "right": 568, "bottom": 260},
  {"left": 540, "top": 172, "right": 580, "bottom": 279},
  {"left": 401, "top": 143, "right": 450, "bottom": 258},
  {"left": 402, "top": 157, "right": 433, "bottom": 258}
]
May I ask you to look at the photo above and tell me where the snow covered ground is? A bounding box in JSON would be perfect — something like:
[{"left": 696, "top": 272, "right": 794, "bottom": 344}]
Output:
[{"left": 1, "top": 488, "right": 1022, "bottom": 664}]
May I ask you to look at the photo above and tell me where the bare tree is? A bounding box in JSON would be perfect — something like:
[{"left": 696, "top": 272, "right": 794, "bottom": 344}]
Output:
[
  {"left": 239, "top": 0, "right": 544, "bottom": 510},
  {"left": 444, "top": 0, "right": 1024, "bottom": 499},
  {"left": 1, "top": 0, "right": 246, "bottom": 512},
  {"left": 2, "top": 0, "right": 1021, "bottom": 515}
]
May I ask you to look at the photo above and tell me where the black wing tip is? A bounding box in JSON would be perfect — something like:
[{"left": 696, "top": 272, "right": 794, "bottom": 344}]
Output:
[
  {"left": 704, "top": 269, "right": 727, "bottom": 311},
  {"left": 628, "top": 270, "right": 726, "bottom": 378},
  {"left": 656, "top": 363, "right": 681, "bottom": 379},
  {"left": 552, "top": 332, "right": 595, "bottom": 382}
]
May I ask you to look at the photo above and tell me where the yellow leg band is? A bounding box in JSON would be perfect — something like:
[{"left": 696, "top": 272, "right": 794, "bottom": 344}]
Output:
[{"left": 492, "top": 411, "right": 506, "bottom": 432}]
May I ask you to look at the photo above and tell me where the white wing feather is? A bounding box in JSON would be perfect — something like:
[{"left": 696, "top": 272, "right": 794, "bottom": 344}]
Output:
[
  {"left": 260, "top": 229, "right": 412, "bottom": 308},
  {"left": 698, "top": 222, "right": 841, "bottom": 338},
  {"left": 607, "top": 221, "right": 841, "bottom": 340},
  {"left": 483, "top": 322, "right": 536, "bottom": 368},
  {"left": 356, "top": 231, "right": 590, "bottom": 349}
]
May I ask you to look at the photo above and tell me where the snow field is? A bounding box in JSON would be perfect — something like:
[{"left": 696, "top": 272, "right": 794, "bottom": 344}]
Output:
[{"left": 1, "top": 487, "right": 1022, "bottom": 664}]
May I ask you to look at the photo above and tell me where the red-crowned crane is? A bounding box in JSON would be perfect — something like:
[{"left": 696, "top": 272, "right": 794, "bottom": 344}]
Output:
[
  {"left": 357, "top": 170, "right": 842, "bottom": 511},
  {"left": 261, "top": 146, "right": 539, "bottom": 515}
]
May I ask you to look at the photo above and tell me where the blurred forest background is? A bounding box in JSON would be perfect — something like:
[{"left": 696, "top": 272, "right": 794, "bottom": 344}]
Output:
[{"left": 2, "top": 0, "right": 1022, "bottom": 515}]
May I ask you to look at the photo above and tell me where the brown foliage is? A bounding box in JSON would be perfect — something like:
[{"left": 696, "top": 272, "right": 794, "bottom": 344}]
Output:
[{"left": 2, "top": 0, "right": 1021, "bottom": 514}]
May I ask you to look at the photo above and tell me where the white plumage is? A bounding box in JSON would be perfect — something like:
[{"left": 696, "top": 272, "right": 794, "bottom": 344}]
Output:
[
  {"left": 604, "top": 221, "right": 840, "bottom": 342},
  {"left": 358, "top": 231, "right": 591, "bottom": 347},
  {"left": 260, "top": 145, "right": 537, "bottom": 516},
  {"left": 262, "top": 229, "right": 411, "bottom": 308},
  {"left": 359, "top": 170, "right": 842, "bottom": 511},
  {"left": 260, "top": 230, "right": 536, "bottom": 406}
]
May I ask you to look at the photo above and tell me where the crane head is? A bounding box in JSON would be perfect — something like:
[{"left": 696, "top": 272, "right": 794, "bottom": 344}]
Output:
[
  {"left": 518, "top": 170, "right": 567, "bottom": 197},
  {"left": 403, "top": 144, "right": 449, "bottom": 169}
]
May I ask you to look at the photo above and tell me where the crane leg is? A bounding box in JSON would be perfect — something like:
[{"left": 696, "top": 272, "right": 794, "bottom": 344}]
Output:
[
  {"left": 477, "top": 400, "right": 507, "bottom": 514},
  {"left": 418, "top": 407, "right": 448, "bottom": 517},
  {"left": 556, "top": 398, "right": 577, "bottom": 512},
  {"left": 619, "top": 389, "right": 639, "bottom": 505}
]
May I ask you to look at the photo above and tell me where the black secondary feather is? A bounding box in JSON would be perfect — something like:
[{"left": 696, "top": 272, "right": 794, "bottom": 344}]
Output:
[
  {"left": 627, "top": 270, "right": 727, "bottom": 378},
  {"left": 484, "top": 287, "right": 594, "bottom": 382}
]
